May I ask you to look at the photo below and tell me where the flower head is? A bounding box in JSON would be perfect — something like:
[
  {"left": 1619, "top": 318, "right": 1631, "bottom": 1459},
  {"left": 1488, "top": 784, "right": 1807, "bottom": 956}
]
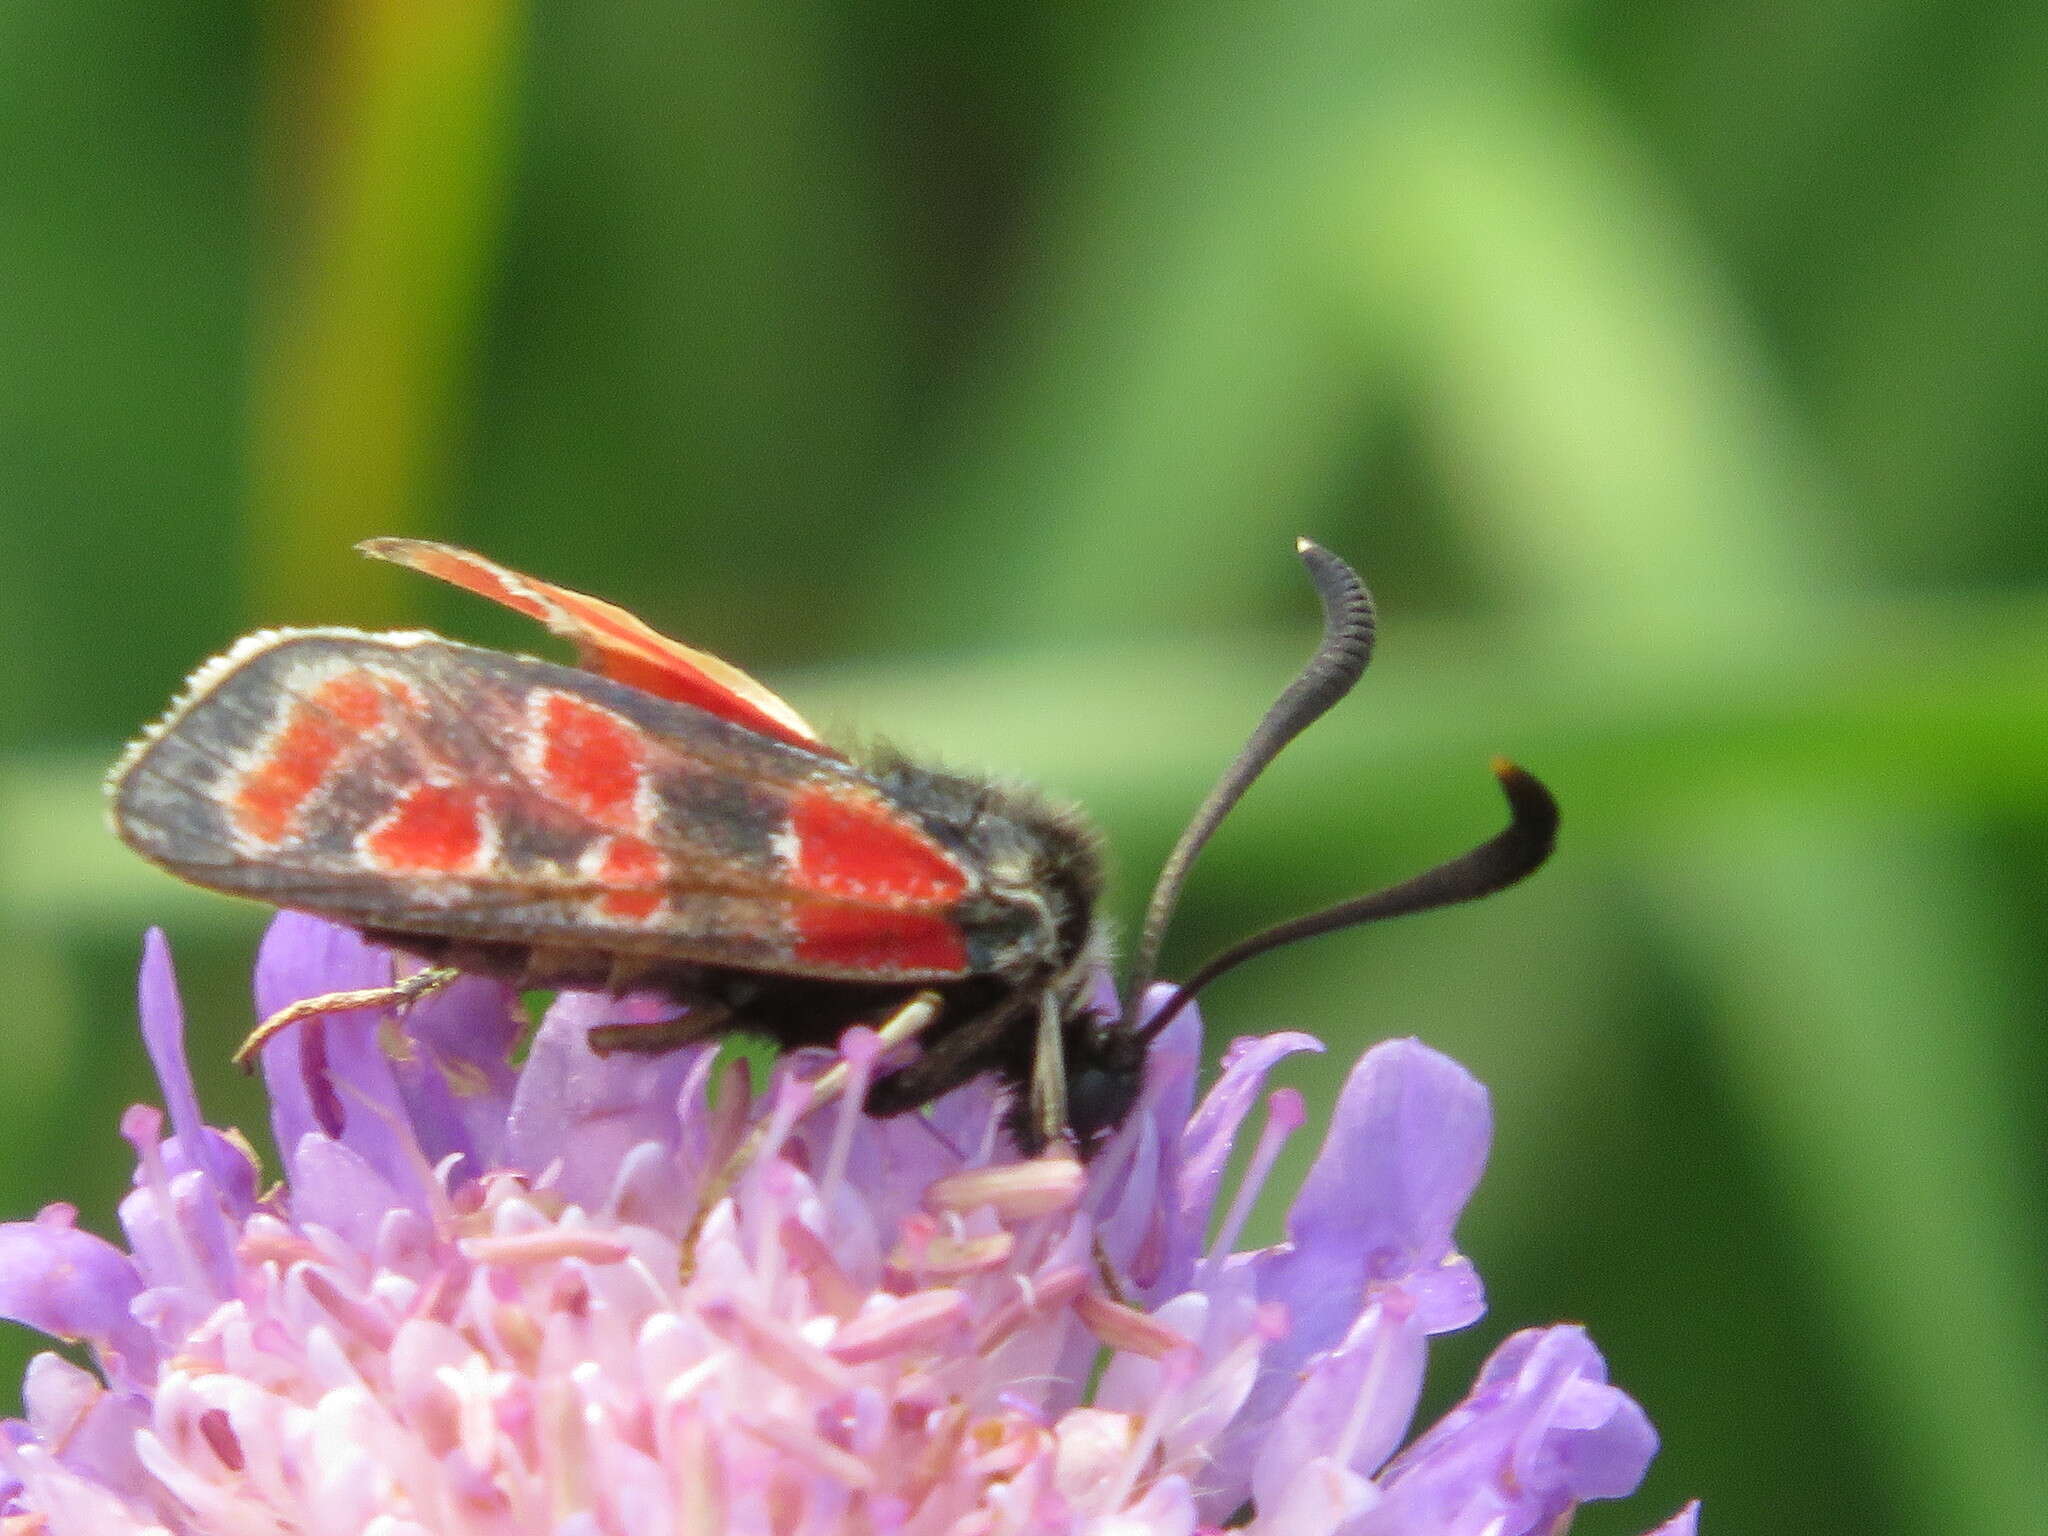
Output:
[{"left": 0, "top": 915, "right": 1690, "bottom": 1534}]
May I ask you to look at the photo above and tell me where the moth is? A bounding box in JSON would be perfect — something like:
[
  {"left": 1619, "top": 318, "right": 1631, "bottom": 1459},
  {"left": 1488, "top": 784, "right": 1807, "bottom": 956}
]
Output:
[{"left": 107, "top": 537, "right": 1557, "bottom": 1154}]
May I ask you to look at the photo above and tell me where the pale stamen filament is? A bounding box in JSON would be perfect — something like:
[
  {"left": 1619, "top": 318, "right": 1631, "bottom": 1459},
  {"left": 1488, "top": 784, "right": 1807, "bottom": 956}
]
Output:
[{"left": 1197, "top": 1088, "right": 1305, "bottom": 1287}]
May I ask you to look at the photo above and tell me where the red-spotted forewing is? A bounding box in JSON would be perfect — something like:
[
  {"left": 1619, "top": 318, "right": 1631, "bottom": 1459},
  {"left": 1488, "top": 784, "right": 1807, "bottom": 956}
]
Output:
[{"left": 110, "top": 598, "right": 982, "bottom": 988}]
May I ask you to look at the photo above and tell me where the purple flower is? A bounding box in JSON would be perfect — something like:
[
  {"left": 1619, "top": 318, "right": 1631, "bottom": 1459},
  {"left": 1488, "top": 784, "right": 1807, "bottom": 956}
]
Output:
[{"left": 0, "top": 915, "right": 1693, "bottom": 1534}]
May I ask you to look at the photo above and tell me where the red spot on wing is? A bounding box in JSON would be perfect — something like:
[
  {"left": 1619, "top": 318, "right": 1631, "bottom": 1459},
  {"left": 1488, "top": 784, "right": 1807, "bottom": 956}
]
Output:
[
  {"left": 231, "top": 671, "right": 394, "bottom": 845},
  {"left": 533, "top": 691, "right": 645, "bottom": 827},
  {"left": 785, "top": 789, "right": 971, "bottom": 971},
  {"left": 789, "top": 789, "right": 968, "bottom": 904},
  {"left": 361, "top": 782, "right": 486, "bottom": 874},
  {"left": 591, "top": 833, "right": 665, "bottom": 921},
  {"left": 793, "top": 905, "right": 970, "bottom": 973}
]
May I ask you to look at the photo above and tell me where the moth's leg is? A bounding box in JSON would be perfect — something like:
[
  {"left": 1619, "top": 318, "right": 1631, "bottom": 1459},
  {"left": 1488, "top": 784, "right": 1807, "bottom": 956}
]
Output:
[
  {"left": 232, "top": 965, "right": 459, "bottom": 1072},
  {"left": 679, "top": 990, "right": 944, "bottom": 1281},
  {"left": 1029, "top": 990, "right": 1070, "bottom": 1155},
  {"left": 1094, "top": 1234, "right": 1134, "bottom": 1307},
  {"left": 586, "top": 1001, "right": 732, "bottom": 1056},
  {"left": 860, "top": 997, "right": 1030, "bottom": 1118},
  {"left": 1035, "top": 999, "right": 1124, "bottom": 1298}
]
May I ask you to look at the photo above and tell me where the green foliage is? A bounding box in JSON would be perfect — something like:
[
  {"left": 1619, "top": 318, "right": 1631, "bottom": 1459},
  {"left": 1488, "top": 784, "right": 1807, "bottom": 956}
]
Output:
[{"left": 2, "top": 3, "right": 2044, "bottom": 1531}]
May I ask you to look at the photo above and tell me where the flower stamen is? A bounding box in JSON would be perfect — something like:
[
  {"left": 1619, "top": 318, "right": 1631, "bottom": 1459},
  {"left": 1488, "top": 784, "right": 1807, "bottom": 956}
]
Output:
[
  {"left": 1197, "top": 1087, "right": 1304, "bottom": 1287},
  {"left": 819, "top": 1025, "right": 883, "bottom": 1208}
]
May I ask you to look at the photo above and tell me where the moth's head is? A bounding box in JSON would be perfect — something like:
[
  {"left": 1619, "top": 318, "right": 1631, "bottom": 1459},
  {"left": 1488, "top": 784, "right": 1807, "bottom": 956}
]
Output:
[
  {"left": 994, "top": 996, "right": 1145, "bottom": 1159},
  {"left": 1060, "top": 1010, "right": 1148, "bottom": 1156}
]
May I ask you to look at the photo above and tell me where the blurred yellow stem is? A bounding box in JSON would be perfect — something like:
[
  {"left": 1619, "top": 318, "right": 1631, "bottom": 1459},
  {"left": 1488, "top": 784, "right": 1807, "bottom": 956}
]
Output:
[{"left": 247, "top": 0, "right": 526, "bottom": 625}]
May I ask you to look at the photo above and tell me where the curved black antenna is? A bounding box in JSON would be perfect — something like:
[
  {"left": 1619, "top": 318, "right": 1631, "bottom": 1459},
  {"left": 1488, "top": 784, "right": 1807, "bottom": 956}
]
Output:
[
  {"left": 1124, "top": 539, "right": 1377, "bottom": 1016},
  {"left": 1139, "top": 760, "right": 1559, "bottom": 1041}
]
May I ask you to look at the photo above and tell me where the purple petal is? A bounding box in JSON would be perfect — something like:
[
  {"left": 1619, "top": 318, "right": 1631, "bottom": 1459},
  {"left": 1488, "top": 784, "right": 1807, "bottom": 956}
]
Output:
[
  {"left": 285, "top": 1133, "right": 412, "bottom": 1252},
  {"left": 917, "top": 1071, "right": 1005, "bottom": 1162},
  {"left": 1091, "top": 986, "right": 1205, "bottom": 1286},
  {"left": 254, "top": 915, "right": 435, "bottom": 1213},
  {"left": 18, "top": 1354, "right": 150, "bottom": 1500},
  {"left": 256, "top": 913, "right": 395, "bottom": 1142},
  {"left": 252, "top": 911, "right": 395, "bottom": 1027},
  {"left": 1287, "top": 1037, "right": 1489, "bottom": 1275},
  {"left": 1550, "top": 1380, "right": 1659, "bottom": 1502},
  {"left": 135, "top": 931, "right": 206, "bottom": 1172},
  {"left": 136, "top": 931, "right": 253, "bottom": 1210},
  {"left": 1251, "top": 1300, "right": 1428, "bottom": 1516},
  {"left": 1092, "top": 1111, "right": 1169, "bottom": 1292},
  {"left": 116, "top": 1168, "right": 240, "bottom": 1314},
  {"left": 1264, "top": 1038, "right": 1490, "bottom": 1340},
  {"left": 501, "top": 991, "right": 708, "bottom": 1205},
  {"left": 1118, "top": 1474, "right": 1198, "bottom": 1534},
  {"left": 1211, "top": 1042, "right": 1490, "bottom": 1500},
  {"left": 0, "top": 1426, "right": 24, "bottom": 1517},
  {"left": 383, "top": 971, "right": 525, "bottom": 1178},
  {"left": 1250, "top": 1458, "right": 1377, "bottom": 1536},
  {"left": 1374, "top": 1327, "right": 1658, "bottom": 1534},
  {"left": 1132, "top": 983, "right": 1202, "bottom": 1149},
  {"left": 0, "top": 1217, "right": 153, "bottom": 1377}
]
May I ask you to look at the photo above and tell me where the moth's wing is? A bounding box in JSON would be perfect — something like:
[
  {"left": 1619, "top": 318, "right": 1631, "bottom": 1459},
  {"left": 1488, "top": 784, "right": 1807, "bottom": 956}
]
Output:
[
  {"left": 357, "top": 537, "right": 829, "bottom": 754},
  {"left": 107, "top": 629, "right": 976, "bottom": 982}
]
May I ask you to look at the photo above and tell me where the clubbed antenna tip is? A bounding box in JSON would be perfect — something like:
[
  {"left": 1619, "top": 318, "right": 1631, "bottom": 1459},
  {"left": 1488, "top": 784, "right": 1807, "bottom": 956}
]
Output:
[{"left": 1139, "top": 757, "right": 1558, "bottom": 1039}]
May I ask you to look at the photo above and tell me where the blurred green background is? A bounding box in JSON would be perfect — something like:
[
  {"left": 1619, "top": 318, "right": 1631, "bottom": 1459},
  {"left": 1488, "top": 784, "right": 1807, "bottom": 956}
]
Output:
[{"left": 3, "top": 3, "right": 2046, "bottom": 1532}]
